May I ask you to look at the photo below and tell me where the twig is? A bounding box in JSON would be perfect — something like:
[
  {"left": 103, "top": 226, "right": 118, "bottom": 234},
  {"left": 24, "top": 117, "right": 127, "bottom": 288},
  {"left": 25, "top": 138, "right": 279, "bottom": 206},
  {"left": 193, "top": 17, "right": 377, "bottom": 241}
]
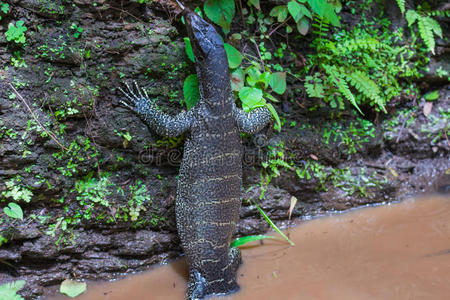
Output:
[
  {"left": 268, "top": 16, "right": 292, "bottom": 37},
  {"left": 103, "top": 4, "right": 145, "bottom": 23},
  {"left": 6, "top": 81, "right": 67, "bottom": 151},
  {"left": 251, "top": 39, "right": 265, "bottom": 69},
  {"left": 396, "top": 111, "right": 412, "bottom": 143}
]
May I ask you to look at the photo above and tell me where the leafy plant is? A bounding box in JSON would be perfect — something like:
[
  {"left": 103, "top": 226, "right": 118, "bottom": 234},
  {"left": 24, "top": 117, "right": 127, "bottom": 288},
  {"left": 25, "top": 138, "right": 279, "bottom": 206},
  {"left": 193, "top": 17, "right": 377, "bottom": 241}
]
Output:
[
  {"left": 5, "top": 20, "right": 27, "bottom": 44},
  {"left": 0, "top": 1, "right": 9, "bottom": 21},
  {"left": 304, "top": 20, "right": 412, "bottom": 113},
  {"left": 270, "top": 0, "right": 340, "bottom": 36},
  {"left": 405, "top": 8, "right": 442, "bottom": 54},
  {"left": 3, "top": 202, "right": 24, "bottom": 220},
  {"left": 231, "top": 234, "right": 277, "bottom": 247},
  {"left": 204, "top": 0, "right": 235, "bottom": 31},
  {"left": 395, "top": 0, "right": 405, "bottom": 15},
  {"left": 2, "top": 177, "right": 33, "bottom": 203},
  {"left": 0, "top": 280, "right": 25, "bottom": 300}
]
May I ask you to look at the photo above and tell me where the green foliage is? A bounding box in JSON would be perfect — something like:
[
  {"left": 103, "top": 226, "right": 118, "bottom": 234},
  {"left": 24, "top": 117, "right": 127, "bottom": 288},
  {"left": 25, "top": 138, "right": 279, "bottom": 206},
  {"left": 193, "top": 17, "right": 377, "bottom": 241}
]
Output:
[
  {"left": 0, "top": 1, "right": 9, "bottom": 21},
  {"left": 2, "top": 177, "right": 33, "bottom": 203},
  {"left": 204, "top": 0, "right": 235, "bottom": 31},
  {"left": 3, "top": 202, "right": 23, "bottom": 220},
  {"left": 305, "top": 21, "right": 410, "bottom": 113},
  {"left": 69, "top": 23, "right": 83, "bottom": 39},
  {"left": 5, "top": 20, "right": 27, "bottom": 44},
  {"left": 59, "top": 279, "right": 86, "bottom": 298},
  {"left": 270, "top": 0, "right": 340, "bottom": 36},
  {"left": 183, "top": 74, "right": 199, "bottom": 109},
  {"left": 0, "top": 280, "right": 25, "bottom": 300},
  {"left": 183, "top": 38, "right": 195, "bottom": 62},
  {"left": 405, "top": 8, "right": 443, "bottom": 54},
  {"left": 224, "top": 43, "right": 243, "bottom": 68},
  {"left": 255, "top": 203, "right": 294, "bottom": 246},
  {"left": 424, "top": 90, "right": 439, "bottom": 101},
  {"left": 231, "top": 235, "right": 277, "bottom": 247},
  {"left": 395, "top": 0, "right": 405, "bottom": 14}
]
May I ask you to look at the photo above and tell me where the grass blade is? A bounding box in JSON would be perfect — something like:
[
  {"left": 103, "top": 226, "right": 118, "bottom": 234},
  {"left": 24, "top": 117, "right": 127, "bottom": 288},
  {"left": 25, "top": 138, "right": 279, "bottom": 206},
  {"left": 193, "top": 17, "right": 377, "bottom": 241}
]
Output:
[
  {"left": 255, "top": 202, "right": 295, "bottom": 246},
  {"left": 231, "top": 235, "right": 278, "bottom": 247}
]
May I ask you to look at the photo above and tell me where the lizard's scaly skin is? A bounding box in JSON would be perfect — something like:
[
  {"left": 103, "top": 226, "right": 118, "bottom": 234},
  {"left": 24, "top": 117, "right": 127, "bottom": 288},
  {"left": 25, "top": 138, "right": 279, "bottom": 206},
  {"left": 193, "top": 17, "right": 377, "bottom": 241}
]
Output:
[{"left": 120, "top": 9, "right": 271, "bottom": 300}]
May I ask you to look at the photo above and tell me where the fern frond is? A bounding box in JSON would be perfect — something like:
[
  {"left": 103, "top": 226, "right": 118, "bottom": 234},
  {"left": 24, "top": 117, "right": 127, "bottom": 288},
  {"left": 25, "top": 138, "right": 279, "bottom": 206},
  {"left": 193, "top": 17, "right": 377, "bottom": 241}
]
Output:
[
  {"left": 405, "top": 10, "right": 419, "bottom": 27},
  {"left": 425, "top": 16, "right": 442, "bottom": 38},
  {"left": 305, "top": 76, "right": 325, "bottom": 98},
  {"left": 395, "top": 0, "right": 405, "bottom": 14},
  {"left": 346, "top": 71, "right": 387, "bottom": 113},
  {"left": 418, "top": 17, "right": 436, "bottom": 54},
  {"left": 323, "top": 65, "right": 363, "bottom": 115}
]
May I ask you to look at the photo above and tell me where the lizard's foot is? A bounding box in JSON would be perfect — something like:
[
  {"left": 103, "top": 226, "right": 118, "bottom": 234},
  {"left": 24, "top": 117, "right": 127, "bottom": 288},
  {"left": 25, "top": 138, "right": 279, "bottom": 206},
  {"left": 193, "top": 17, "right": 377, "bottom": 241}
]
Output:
[
  {"left": 230, "top": 247, "right": 242, "bottom": 273},
  {"left": 187, "top": 268, "right": 208, "bottom": 300}
]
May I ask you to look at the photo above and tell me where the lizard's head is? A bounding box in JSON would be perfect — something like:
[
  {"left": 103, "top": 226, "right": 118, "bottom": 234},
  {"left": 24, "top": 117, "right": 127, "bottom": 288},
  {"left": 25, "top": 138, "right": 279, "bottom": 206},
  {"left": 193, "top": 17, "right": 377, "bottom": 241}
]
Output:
[
  {"left": 183, "top": 10, "right": 228, "bottom": 72},
  {"left": 178, "top": 1, "right": 231, "bottom": 106}
]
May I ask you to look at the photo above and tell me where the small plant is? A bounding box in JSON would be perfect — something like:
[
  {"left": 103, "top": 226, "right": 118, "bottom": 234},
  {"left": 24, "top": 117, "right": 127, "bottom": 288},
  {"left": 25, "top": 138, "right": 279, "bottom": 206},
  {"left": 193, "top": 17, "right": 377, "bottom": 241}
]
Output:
[
  {"left": 69, "top": 23, "right": 83, "bottom": 39},
  {"left": 0, "top": 1, "right": 9, "bottom": 21},
  {"left": 2, "top": 177, "right": 33, "bottom": 203},
  {"left": 5, "top": 20, "right": 27, "bottom": 44},
  {"left": 304, "top": 20, "right": 412, "bottom": 114},
  {"left": 3, "top": 202, "right": 24, "bottom": 220},
  {"left": 405, "top": 7, "right": 443, "bottom": 54},
  {"left": 0, "top": 280, "right": 26, "bottom": 300}
]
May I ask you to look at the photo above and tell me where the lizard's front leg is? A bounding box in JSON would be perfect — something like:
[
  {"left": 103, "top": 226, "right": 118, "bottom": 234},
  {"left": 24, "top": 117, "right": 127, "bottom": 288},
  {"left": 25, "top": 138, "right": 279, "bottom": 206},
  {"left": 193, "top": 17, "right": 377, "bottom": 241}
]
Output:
[
  {"left": 232, "top": 105, "right": 271, "bottom": 134},
  {"left": 119, "top": 82, "right": 193, "bottom": 137}
]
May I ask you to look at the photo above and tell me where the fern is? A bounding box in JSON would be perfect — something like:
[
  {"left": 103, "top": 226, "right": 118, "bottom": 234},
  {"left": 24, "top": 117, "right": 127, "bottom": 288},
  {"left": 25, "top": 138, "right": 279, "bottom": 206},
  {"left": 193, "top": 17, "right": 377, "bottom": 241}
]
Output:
[
  {"left": 395, "top": 0, "right": 405, "bottom": 15},
  {"left": 405, "top": 9, "right": 442, "bottom": 54},
  {"left": 305, "top": 76, "right": 325, "bottom": 98},
  {"left": 323, "top": 65, "right": 363, "bottom": 115},
  {"left": 346, "top": 71, "right": 387, "bottom": 113}
]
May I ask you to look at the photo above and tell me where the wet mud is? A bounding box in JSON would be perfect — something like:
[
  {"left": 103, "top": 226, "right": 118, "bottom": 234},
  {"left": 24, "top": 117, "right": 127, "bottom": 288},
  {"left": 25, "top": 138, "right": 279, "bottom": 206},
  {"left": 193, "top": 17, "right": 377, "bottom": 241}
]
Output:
[{"left": 48, "top": 196, "right": 450, "bottom": 300}]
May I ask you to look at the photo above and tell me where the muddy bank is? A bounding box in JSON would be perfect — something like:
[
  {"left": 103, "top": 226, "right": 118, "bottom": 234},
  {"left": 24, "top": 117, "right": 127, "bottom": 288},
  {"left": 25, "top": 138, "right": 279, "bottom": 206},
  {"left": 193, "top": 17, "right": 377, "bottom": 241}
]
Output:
[
  {"left": 0, "top": 1, "right": 449, "bottom": 299},
  {"left": 46, "top": 196, "right": 450, "bottom": 300}
]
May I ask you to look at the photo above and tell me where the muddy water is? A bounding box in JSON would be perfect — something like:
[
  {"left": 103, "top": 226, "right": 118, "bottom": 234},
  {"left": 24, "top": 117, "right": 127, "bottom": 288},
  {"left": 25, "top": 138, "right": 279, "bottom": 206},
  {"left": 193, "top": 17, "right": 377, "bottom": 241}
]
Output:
[{"left": 51, "top": 196, "right": 450, "bottom": 300}]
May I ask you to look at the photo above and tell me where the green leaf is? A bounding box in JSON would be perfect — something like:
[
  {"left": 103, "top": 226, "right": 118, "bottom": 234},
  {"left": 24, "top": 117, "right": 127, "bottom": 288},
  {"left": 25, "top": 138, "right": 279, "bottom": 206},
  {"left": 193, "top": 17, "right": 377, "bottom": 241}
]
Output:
[
  {"left": 231, "top": 68, "right": 245, "bottom": 91},
  {"left": 239, "top": 87, "right": 264, "bottom": 112},
  {"left": 266, "top": 103, "right": 281, "bottom": 132},
  {"left": 231, "top": 235, "right": 278, "bottom": 247},
  {"left": 323, "top": 65, "right": 363, "bottom": 115},
  {"left": 307, "top": 0, "right": 340, "bottom": 27},
  {"left": 287, "top": 1, "right": 311, "bottom": 22},
  {"left": 297, "top": 17, "right": 310, "bottom": 35},
  {"left": 0, "top": 280, "right": 26, "bottom": 300},
  {"left": 248, "top": 0, "right": 260, "bottom": 10},
  {"left": 60, "top": 279, "right": 87, "bottom": 298},
  {"left": 406, "top": 10, "right": 419, "bottom": 27},
  {"left": 424, "top": 90, "right": 439, "bottom": 101},
  {"left": 395, "top": 0, "right": 405, "bottom": 14},
  {"left": 270, "top": 5, "right": 288, "bottom": 22},
  {"left": 183, "top": 74, "right": 199, "bottom": 109},
  {"left": 183, "top": 38, "right": 195, "bottom": 63},
  {"left": 268, "top": 72, "right": 286, "bottom": 95},
  {"left": 255, "top": 203, "right": 294, "bottom": 246},
  {"left": 1, "top": 3, "right": 10, "bottom": 14},
  {"left": 346, "top": 70, "right": 387, "bottom": 113},
  {"left": 3, "top": 202, "right": 24, "bottom": 220},
  {"left": 204, "top": 0, "right": 235, "bottom": 31},
  {"left": 418, "top": 17, "right": 436, "bottom": 54},
  {"left": 305, "top": 78, "right": 324, "bottom": 98},
  {"left": 223, "top": 43, "right": 242, "bottom": 69},
  {"left": 246, "top": 66, "right": 262, "bottom": 87}
]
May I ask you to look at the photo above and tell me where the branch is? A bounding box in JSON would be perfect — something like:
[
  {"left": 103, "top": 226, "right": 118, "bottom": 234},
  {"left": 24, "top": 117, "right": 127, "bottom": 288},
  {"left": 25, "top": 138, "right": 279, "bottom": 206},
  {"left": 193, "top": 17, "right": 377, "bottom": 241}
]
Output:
[{"left": 5, "top": 81, "right": 67, "bottom": 151}]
